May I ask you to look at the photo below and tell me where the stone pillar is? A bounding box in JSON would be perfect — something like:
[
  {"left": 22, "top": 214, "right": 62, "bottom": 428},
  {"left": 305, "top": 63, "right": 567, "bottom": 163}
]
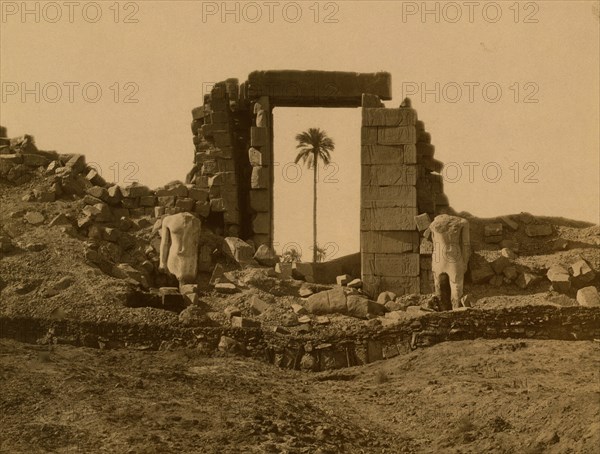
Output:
[
  {"left": 360, "top": 95, "right": 421, "bottom": 297},
  {"left": 249, "top": 95, "right": 273, "bottom": 246},
  {"left": 190, "top": 82, "right": 239, "bottom": 236}
]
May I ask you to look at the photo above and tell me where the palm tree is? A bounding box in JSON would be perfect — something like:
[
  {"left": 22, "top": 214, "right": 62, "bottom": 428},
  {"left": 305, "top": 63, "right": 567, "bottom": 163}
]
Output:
[{"left": 294, "top": 128, "right": 335, "bottom": 263}]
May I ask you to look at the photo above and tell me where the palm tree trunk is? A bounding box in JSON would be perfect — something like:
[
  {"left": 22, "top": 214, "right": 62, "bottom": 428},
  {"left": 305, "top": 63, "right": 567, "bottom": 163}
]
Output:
[{"left": 313, "top": 149, "right": 318, "bottom": 263}]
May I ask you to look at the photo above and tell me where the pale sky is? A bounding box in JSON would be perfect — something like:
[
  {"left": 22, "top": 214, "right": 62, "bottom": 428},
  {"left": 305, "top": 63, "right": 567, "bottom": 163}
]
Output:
[{"left": 2, "top": 1, "right": 599, "bottom": 259}]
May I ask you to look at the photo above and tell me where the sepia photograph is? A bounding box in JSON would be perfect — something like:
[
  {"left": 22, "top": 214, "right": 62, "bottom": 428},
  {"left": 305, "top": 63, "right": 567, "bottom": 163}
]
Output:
[{"left": 1, "top": 1, "right": 599, "bottom": 452}]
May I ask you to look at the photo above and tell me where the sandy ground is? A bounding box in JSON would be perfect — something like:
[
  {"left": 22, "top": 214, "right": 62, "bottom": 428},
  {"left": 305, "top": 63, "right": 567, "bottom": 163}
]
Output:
[{"left": 1, "top": 338, "right": 599, "bottom": 454}]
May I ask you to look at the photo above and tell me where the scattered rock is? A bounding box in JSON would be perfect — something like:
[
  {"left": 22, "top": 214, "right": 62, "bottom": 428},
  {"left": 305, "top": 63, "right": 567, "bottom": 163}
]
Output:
[
  {"left": 49, "top": 213, "right": 71, "bottom": 227},
  {"left": 500, "top": 248, "right": 517, "bottom": 260},
  {"left": 569, "top": 259, "right": 596, "bottom": 288},
  {"left": 231, "top": 316, "right": 260, "bottom": 328},
  {"left": 516, "top": 272, "right": 541, "bottom": 289},
  {"left": 347, "top": 278, "right": 363, "bottom": 289},
  {"left": 223, "top": 237, "right": 256, "bottom": 266},
  {"left": 491, "top": 256, "right": 511, "bottom": 275},
  {"left": 414, "top": 213, "right": 431, "bottom": 232},
  {"left": 336, "top": 274, "right": 351, "bottom": 286},
  {"left": 298, "top": 285, "right": 314, "bottom": 297},
  {"left": 218, "top": 336, "right": 241, "bottom": 352},
  {"left": 250, "top": 295, "right": 271, "bottom": 314},
  {"left": 282, "top": 313, "right": 299, "bottom": 327},
  {"left": 297, "top": 315, "right": 311, "bottom": 324},
  {"left": 24, "top": 211, "right": 45, "bottom": 225},
  {"left": 546, "top": 265, "right": 571, "bottom": 293},
  {"left": 576, "top": 286, "right": 600, "bottom": 307},
  {"left": 484, "top": 223, "right": 503, "bottom": 243},
  {"left": 24, "top": 242, "right": 45, "bottom": 252},
  {"left": 346, "top": 295, "right": 385, "bottom": 319},
  {"left": 306, "top": 287, "right": 347, "bottom": 315},
  {"left": 469, "top": 258, "right": 495, "bottom": 284},
  {"left": 501, "top": 239, "right": 519, "bottom": 252},
  {"left": 253, "top": 244, "right": 279, "bottom": 267},
  {"left": 179, "top": 306, "right": 209, "bottom": 327},
  {"left": 315, "top": 316, "right": 330, "bottom": 325},
  {"left": 215, "top": 282, "right": 237, "bottom": 294},
  {"left": 224, "top": 306, "right": 241, "bottom": 318},
  {"left": 291, "top": 303, "right": 307, "bottom": 315},
  {"left": 500, "top": 215, "right": 519, "bottom": 231},
  {"left": 377, "top": 291, "right": 397, "bottom": 305}
]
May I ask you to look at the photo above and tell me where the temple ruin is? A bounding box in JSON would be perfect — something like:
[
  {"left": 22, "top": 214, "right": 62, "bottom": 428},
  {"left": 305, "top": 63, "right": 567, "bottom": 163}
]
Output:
[{"left": 186, "top": 70, "right": 450, "bottom": 297}]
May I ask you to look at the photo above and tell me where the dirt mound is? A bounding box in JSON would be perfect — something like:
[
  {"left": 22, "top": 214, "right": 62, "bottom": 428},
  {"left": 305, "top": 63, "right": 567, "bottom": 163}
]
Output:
[{"left": 1, "top": 338, "right": 598, "bottom": 453}]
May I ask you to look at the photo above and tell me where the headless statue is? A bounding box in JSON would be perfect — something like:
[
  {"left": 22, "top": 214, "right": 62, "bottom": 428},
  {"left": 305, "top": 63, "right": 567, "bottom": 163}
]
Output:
[
  {"left": 159, "top": 212, "right": 202, "bottom": 284},
  {"left": 429, "top": 214, "right": 471, "bottom": 310}
]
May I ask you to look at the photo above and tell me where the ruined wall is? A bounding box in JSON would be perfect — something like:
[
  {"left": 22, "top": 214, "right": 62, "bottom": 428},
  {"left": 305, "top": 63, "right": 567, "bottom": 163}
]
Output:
[{"left": 188, "top": 70, "right": 450, "bottom": 297}]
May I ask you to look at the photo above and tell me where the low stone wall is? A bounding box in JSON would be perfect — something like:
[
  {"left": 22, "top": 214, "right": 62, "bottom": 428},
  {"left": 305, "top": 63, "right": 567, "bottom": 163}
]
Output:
[{"left": 2, "top": 305, "right": 599, "bottom": 372}]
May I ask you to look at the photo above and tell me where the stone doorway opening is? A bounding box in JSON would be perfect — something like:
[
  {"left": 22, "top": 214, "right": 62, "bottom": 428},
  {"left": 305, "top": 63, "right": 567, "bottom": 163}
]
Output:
[{"left": 272, "top": 107, "right": 361, "bottom": 263}]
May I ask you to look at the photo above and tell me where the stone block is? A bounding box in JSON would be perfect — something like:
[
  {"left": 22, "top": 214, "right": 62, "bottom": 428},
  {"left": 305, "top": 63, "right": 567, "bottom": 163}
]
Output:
[
  {"left": 361, "top": 127, "right": 377, "bottom": 145},
  {"left": 420, "top": 157, "right": 444, "bottom": 173},
  {"left": 253, "top": 212, "right": 270, "bottom": 234},
  {"left": 377, "top": 126, "right": 416, "bottom": 145},
  {"left": 175, "top": 197, "right": 195, "bottom": 211},
  {"left": 214, "top": 131, "right": 232, "bottom": 148},
  {"left": 469, "top": 259, "right": 494, "bottom": 284},
  {"left": 576, "top": 286, "right": 600, "bottom": 307},
  {"left": 361, "top": 93, "right": 383, "bottom": 107},
  {"left": 247, "top": 70, "right": 392, "bottom": 106},
  {"left": 361, "top": 185, "right": 417, "bottom": 205},
  {"left": 360, "top": 206, "right": 417, "bottom": 231},
  {"left": 336, "top": 274, "right": 351, "bottom": 286},
  {"left": 484, "top": 223, "right": 503, "bottom": 237},
  {"left": 361, "top": 164, "right": 417, "bottom": 186},
  {"left": 85, "top": 168, "right": 106, "bottom": 186},
  {"left": 223, "top": 237, "right": 255, "bottom": 266},
  {"left": 361, "top": 253, "right": 419, "bottom": 277},
  {"left": 361, "top": 144, "right": 417, "bottom": 165},
  {"left": 248, "top": 147, "right": 263, "bottom": 166},
  {"left": 414, "top": 213, "right": 431, "bottom": 232},
  {"left": 569, "top": 259, "right": 596, "bottom": 288},
  {"left": 231, "top": 316, "right": 260, "bottom": 328},
  {"left": 139, "top": 196, "right": 156, "bottom": 207},
  {"left": 158, "top": 196, "right": 175, "bottom": 207},
  {"left": 501, "top": 215, "right": 519, "bottom": 231},
  {"left": 253, "top": 244, "right": 279, "bottom": 266},
  {"left": 362, "top": 108, "right": 417, "bottom": 127},
  {"left": 525, "top": 224, "right": 553, "bottom": 237},
  {"left": 191, "top": 105, "right": 208, "bottom": 120},
  {"left": 361, "top": 231, "right": 419, "bottom": 253},
  {"left": 361, "top": 275, "right": 420, "bottom": 298},
  {"left": 121, "top": 197, "right": 139, "bottom": 209},
  {"left": 251, "top": 167, "right": 269, "bottom": 189},
  {"left": 250, "top": 296, "right": 271, "bottom": 314},
  {"left": 210, "top": 198, "right": 225, "bottom": 212},
  {"left": 121, "top": 184, "right": 151, "bottom": 198},
  {"left": 106, "top": 185, "right": 122, "bottom": 204},
  {"left": 546, "top": 265, "right": 571, "bottom": 293},
  {"left": 156, "top": 184, "right": 188, "bottom": 197},
  {"left": 491, "top": 256, "right": 511, "bottom": 275},
  {"left": 154, "top": 206, "right": 165, "bottom": 218},
  {"left": 346, "top": 295, "right": 385, "bottom": 319},
  {"left": 65, "top": 154, "right": 86, "bottom": 174},
  {"left": 516, "top": 272, "right": 541, "bottom": 289},
  {"left": 194, "top": 201, "right": 210, "bottom": 217},
  {"left": 306, "top": 287, "right": 347, "bottom": 315},
  {"left": 188, "top": 187, "right": 209, "bottom": 202},
  {"left": 251, "top": 127, "right": 269, "bottom": 147},
  {"left": 416, "top": 142, "right": 435, "bottom": 158},
  {"left": 209, "top": 172, "right": 236, "bottom": 187},
  {"left": 86, "top": 186, "right": 108, "bottom": 201},
  {"left": 250, "top": 189, "right": 270, "bottom": 212}
]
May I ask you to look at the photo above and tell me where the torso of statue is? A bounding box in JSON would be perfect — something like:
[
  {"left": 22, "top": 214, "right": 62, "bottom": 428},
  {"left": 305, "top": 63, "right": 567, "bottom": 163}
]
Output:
[{"left": 160, "top": 212, "right": 201, "bottom": 284}]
